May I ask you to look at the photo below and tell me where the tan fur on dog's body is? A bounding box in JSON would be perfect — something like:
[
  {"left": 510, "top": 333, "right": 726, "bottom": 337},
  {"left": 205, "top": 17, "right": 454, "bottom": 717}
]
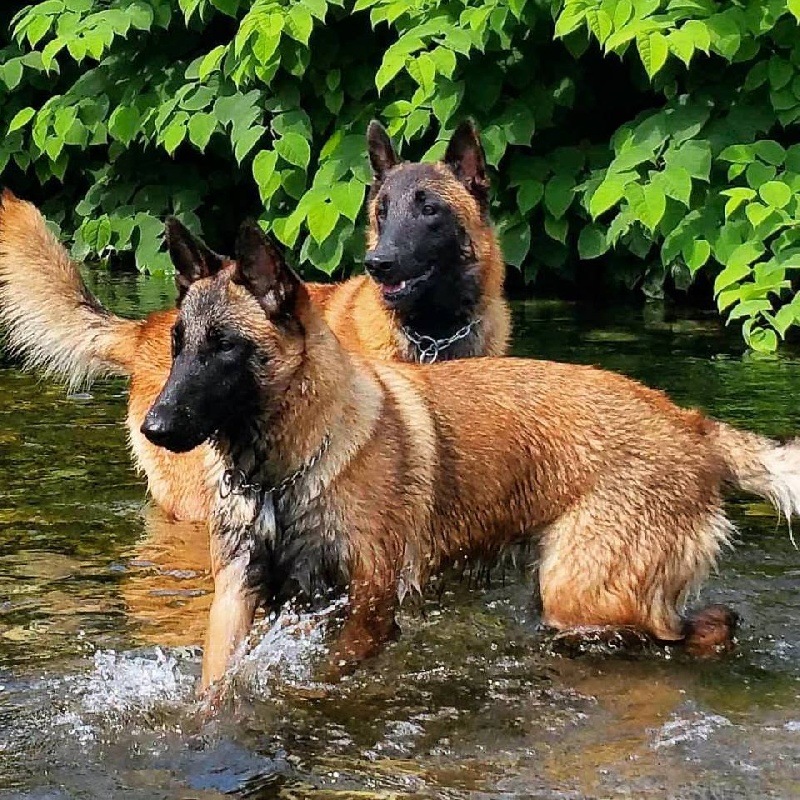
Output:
[
  {"left": 152, "top": 239, "right": 800, "bottom": 690},
  {"left": 0, "top": 183, "right": 508, "bottom": 520}
]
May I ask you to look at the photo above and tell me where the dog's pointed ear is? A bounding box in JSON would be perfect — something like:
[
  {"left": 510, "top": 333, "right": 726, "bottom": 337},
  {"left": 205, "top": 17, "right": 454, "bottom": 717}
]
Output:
[
  {"left": 367, "top": 120, "right": 399, "bottom": 183},
  {"left": 444, "top": 119, "right": 490, "bottom": 217},
  {"left": 165, "top": 217, "right": 227, "bottom": 304},
  {"left": 234, "top": 221, "right": 299, "bottom": 314}
]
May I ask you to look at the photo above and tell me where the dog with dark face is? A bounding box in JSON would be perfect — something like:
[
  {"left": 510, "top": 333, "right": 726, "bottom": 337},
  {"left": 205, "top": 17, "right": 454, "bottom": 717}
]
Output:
[
  {"left": 326, "top": 120, "right": 509, "bottom": 363},
  {"left": 0, "top": 121, "right": 509, "bottom": 521},
  {"left": 144, "top": 221, "right": 800, "bottom": 691}
]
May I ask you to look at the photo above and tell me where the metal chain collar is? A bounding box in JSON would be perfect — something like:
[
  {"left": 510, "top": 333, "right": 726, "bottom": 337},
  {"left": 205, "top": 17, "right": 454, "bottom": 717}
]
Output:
[
  {"left": 220, "top": 434, "right": 331, "bottom": 499},
  {"left": 402, "top": 317, "right": 482, "bottom": 365}
]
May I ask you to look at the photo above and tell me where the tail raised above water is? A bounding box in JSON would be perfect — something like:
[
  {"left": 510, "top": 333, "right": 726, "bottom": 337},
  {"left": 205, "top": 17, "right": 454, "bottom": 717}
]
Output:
[
  {"left": 712, "top": 421, "right": 800, "bottom": 531},
  {"left": 0, "top": 189, "right": 141, "bottom": 386}
]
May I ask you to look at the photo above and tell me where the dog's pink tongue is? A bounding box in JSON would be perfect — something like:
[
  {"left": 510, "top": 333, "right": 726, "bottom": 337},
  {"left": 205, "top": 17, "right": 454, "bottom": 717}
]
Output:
[{"left": 383, "top": 280, "right": 405, "bottom": 294}]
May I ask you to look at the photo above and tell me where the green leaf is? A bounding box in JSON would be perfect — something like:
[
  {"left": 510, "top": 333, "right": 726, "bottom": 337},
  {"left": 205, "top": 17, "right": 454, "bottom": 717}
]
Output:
[
  {"left": 129, "top": 1, "right": 154, "bottom": 30},
  {"left": 544, "top": 174, "right": 575, "bottom": 219},
  {"left": 253, "top": 149, "right": 279, "bottom": 202},
  {"left": 518, "top": 180, "right": 544, "bottom": 215},
  {"left": 719, "top": 144, "right": 755, "bottom": 164},
  {"left": 768, "top": 57, "right": 793, "bottom": 91},
  {"left": 639, "top": 182, "right": 666, "bottom": 232},
  {"left": 668, "top": 26, "right": 695, "bottom": 68},
  {"left": 706, "top": 12, "right": 741, "bottom": 60},
  {"left": 188, "top": 112, "right": 217, "bottom": 151},
  {"left": 666, "top": 140, "right": 711, "bottom": 181},
  {"left": 745, "top": 201, "right": 772, "bottom": 228},
  {"left": 410, "top": 53, "right": 436, "bottom": 97},
  {"left": 307, "top": 201, "right": 339, "bottom": 243},
  {"left": 746, "top": 161, "right": 777, "bottom": 189},
  {"left": 198, "top": 45, "right": 227, "bottom": 80},
  {"left": 790, "top": 0, "right": 800, "bottom": 22},
  {"left": 8, "top": 107, "right": 35, "bottom": 133},
  {"left": 481, "top": 124, "right": 507, "bottom": 167},
  {"left": 286, "top": 4, "right": 314, "bottom": 44},
  {"left": 655, "top": 166, "right": 692, "bottom": 207},
  {"left": 714, "top": 243, "right": 765, "bottom": 296},
  {"left": 759, "top": 180, "right": 792, "bottom": 209},
  {"left": 578, "top": 225, "right": 609, "bottom": 259},
  {"left": 544, "top": 214, "right": 568, "bottom": 244},
  {"left": 637, "top": 31, "right": 669, "bottom": 79},
  {"left": 376, "top": 49, "right": 406, "bottom": 93},
  {"left": 766, "top": 303, "right": 797, "bottom": 337},
  {"left": 727, "top": 299, "right": 772, "bottom": 322},
  {"left": 431, "top": 79, "right": 464, "bottom": 125},
  {"left": 108, "top": 106, "right": 140, "bottom": 145},
  {"left": 275, "top": 131, "right": 311, "bottom": 169},
  {"left": 499, "top": 221, "right": 531, "bottom": 268},
  {"left": 302, "top": 0, "right": 328, "bottom": 21},
  {"left": 754, "top": 140, "right": 786, "bottom": 166},
  {"left": 430, "top": 46, "right": 457, "bottom": 78},
  {"left": 162, "top": 119, "right": 187, "bottom": 155},
  {"left": 721, "top": 187, "right": 756, "bottom": 218},
  {"left": 233, "top": 124, "right": 265, "bottom": 163},
  {"left": 683, "top": 239, "right": 711, "bottom": 273},
  {"left": 714, "top": 262, "right": 751, "bottom": 295},
  {"left": 589, "top": 172, "right": 636, "bottom": 218},
  {"left": 744, "top": 324, "right": 778, "bottom": 353},
  {"left": 329, "top": 180, "right": 364, "bottom": 222}
]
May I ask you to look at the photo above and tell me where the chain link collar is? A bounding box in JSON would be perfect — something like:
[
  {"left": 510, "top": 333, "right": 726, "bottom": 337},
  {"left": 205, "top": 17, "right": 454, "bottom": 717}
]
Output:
[
  {"left": 402, "top": 317, "right": 482, "bottom": 364},
  {"left": 219, "top": 434, "right": 331, "bottom": 499}
]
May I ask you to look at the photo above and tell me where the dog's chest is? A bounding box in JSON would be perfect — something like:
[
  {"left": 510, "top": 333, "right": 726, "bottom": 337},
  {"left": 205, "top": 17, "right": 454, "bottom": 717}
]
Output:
[{"left": 245, "top": 484, "right": 349, "bottom": 606}]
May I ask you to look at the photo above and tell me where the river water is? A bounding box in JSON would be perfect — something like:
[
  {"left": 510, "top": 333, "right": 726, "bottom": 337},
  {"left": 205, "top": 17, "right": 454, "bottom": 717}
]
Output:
[{"left": 1, "top": 272, "right": 800, "bottom": 798}]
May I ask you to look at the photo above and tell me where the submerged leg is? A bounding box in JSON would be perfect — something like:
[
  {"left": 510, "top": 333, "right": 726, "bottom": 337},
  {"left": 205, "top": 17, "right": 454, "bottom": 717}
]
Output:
[{"left": 326, "top": 571, "right": 400, "bottom": 680}]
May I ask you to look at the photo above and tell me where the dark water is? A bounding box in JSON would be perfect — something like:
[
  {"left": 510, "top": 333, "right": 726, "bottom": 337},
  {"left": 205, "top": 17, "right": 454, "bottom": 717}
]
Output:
[{"left": 2, "top": 274, "right": 800, "bottom": 799}]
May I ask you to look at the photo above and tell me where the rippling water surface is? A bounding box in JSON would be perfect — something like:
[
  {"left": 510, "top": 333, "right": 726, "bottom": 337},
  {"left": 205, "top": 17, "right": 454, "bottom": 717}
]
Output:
[{"left": 2, "top": 272, "right": 800, "bottom": 798}]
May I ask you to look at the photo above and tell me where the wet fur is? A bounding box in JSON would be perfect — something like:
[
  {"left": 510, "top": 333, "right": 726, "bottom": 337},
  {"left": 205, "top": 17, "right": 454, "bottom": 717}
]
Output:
[
  {"left": 0, "top": 124, "right": 508, "bottom": 521},
  {"left": 146, "top": 225, "right": 800, "bottom": 690}
]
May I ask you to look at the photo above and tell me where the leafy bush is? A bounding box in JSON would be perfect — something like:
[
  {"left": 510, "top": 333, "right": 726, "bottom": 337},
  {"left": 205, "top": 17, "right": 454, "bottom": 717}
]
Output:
[{"left": 1, "top": 0, "right": 800, "bottom": 350}]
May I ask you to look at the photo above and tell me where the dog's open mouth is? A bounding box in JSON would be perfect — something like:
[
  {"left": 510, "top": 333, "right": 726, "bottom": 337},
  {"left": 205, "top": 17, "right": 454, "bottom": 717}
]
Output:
[{"left": 379, "top": 266, "right": 435, "bottom": 300}]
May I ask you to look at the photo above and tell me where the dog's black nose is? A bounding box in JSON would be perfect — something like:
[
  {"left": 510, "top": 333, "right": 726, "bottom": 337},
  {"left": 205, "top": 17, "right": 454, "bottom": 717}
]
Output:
[
  {"left": 140, "top": 410, "right": 174, "bottom": 447},
  {"left": 364, "top": 250, "right": 396, "bottom": 277}
]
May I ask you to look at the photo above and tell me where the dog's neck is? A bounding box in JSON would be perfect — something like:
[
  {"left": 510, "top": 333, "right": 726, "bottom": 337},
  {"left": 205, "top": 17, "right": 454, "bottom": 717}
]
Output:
[
  {"left": 395, "top": 259, "right": 482, "bottom": 360},
  {"left": 401, "top": 257, "right": 481, "bottom": 337}
]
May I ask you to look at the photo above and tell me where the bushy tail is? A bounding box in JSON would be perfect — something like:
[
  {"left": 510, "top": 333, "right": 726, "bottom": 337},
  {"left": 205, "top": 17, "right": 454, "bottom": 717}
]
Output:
[
  {"left": 713, "top": 421, "right": 800, "bottom": 534},
  {"left": 0, "top": 189, "right": 141, "bottom": 387}
]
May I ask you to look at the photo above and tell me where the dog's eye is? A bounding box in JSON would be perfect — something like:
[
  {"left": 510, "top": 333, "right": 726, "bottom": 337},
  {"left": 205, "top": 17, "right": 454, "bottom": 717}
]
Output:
[
  {"left": 217, "top": 337, "right": 237, "bottom": 353},
  {"left": 422, "top": 204, "right": 437, "bottom": 217},
  {"left": 376, "top": 198, "right": 388, "bottom": 219}
]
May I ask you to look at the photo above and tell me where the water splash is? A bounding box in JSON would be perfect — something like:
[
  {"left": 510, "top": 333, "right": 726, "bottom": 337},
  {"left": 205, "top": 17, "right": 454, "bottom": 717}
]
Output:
[
  {"left": 652, "top": 709, "right": 733, "bottom": 749},
  {"left": 230, "top": 597, "right": 347, "bottom": 695},
  {"left": 51, "top": 646, "right": 200, "bottom": 742}
]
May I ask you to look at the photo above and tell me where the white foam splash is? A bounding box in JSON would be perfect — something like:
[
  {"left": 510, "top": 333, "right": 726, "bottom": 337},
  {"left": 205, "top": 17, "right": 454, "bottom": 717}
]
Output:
[
  {"left": 51, "top": 647, "right": 198, "bottom": 741},
  {"left": 231, "top": 598, "right": 347, "bottom": 694},
  {"left": 652, "top": 710, "right": 732, "bottom": 749},
  {"left": 79, "top": 647, "right": 197, "bottom": 714}
]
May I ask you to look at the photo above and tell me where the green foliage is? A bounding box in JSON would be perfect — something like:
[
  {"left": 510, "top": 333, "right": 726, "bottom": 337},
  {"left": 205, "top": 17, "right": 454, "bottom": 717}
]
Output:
[{"left": 1, "top": 0, "right": 800, "bottom": 349}]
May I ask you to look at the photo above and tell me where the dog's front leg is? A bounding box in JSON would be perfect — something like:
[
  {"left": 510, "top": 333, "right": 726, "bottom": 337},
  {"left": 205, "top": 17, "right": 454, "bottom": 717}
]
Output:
[
  {"left": 202, "top": 552, "right": 259, "bottom": 692},
  {"left": 327, "top": 574, "right": 400, "bottom": 679}
]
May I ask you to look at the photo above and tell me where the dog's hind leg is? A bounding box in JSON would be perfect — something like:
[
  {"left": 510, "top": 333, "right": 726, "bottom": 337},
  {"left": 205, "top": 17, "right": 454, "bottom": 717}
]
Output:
[{"left": 536, "top": 494, "right": 735, "bottom": 654}]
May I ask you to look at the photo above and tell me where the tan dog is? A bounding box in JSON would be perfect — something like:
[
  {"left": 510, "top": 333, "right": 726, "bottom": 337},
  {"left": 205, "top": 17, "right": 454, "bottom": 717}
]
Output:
[
  {"left": 0, "top": 122, "right": 509, "bottom": 522},
  {"left": 142, "top": 221, "right": 800, "bottom": 690}
]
